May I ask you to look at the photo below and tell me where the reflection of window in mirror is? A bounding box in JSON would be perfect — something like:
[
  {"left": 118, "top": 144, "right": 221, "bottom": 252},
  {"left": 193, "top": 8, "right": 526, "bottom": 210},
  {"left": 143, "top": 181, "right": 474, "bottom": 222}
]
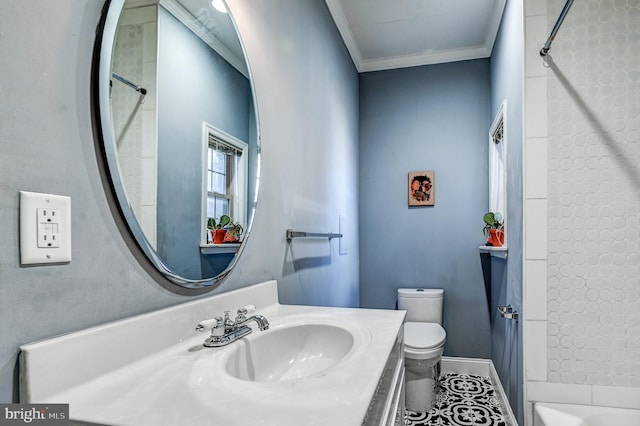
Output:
[
  {"left": 202, "top": 123, "right": 248, "bottom": 244},
  {"left": 207, "top": 141, "right": 234, "bottom": 219},
  {"left": 489, "top": 101, "right": 507, "bottom": 243}
]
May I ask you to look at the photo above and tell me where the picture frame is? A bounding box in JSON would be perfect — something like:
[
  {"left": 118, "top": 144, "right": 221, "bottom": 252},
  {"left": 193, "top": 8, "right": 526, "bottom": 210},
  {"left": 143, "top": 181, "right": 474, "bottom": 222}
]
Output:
[{"left": 408, "top": 171, "right": 435, "bottom": 206}]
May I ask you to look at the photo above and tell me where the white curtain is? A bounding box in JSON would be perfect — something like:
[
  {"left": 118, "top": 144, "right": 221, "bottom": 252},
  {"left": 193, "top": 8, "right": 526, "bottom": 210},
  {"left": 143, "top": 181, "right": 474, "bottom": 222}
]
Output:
[{"left": 489, "top": 130, "right": 505, "bottom": 218}]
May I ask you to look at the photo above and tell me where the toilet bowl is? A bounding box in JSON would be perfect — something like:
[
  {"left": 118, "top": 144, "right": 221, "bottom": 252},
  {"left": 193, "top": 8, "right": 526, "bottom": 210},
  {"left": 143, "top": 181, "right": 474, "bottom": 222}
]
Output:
[{"left": 397, "top": 288, "right": 447, "bottom": 412}]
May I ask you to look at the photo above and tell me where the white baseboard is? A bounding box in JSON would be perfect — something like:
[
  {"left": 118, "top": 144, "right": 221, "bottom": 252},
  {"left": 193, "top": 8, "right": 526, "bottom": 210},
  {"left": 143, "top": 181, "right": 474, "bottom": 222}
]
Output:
[
  {"left": 441, "top": 356, "right": 519, "bottom": 426},
  {"left": 441, "top": 356, "right": 491, "bottom": 376}
]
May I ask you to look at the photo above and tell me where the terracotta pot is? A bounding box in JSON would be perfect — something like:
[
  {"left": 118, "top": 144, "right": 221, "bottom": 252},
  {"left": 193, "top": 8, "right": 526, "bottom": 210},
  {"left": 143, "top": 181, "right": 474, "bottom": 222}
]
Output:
[
  {"left": 488, "top": 229, "right": 504, "bottom": 247},
  {"left": 212, "top": 229, "right": 227, "bottom": 244}
]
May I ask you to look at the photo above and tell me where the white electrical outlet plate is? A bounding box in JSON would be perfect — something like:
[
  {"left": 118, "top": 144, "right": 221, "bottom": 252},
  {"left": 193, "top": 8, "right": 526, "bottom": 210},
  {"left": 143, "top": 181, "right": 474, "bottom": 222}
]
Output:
[{"left": 20, "top": 191, "right": 72, "bottom": 265}]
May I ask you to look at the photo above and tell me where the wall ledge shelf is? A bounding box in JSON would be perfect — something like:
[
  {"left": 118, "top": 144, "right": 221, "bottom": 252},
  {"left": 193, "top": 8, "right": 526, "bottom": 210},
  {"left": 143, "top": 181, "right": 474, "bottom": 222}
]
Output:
[
  {"left": 200, "top": 243, "right": 241, "bottom": 255},
  {"left": 479, "top": 245, "right": 508, "bottom": 259}
]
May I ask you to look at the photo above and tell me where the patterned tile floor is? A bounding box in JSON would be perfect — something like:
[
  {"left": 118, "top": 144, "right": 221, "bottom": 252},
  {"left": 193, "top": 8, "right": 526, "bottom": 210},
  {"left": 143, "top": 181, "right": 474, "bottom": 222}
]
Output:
[{"left": 405, "top": 373, "right": 508, "bottom": 426}]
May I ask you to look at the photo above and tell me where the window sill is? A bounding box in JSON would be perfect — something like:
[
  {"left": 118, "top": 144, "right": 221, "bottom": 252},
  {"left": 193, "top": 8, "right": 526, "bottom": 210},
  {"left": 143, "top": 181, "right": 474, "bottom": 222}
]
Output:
[
  {"left": 479, "top": 245, "right": 508, "bottom": 259},
  {"left": 200, "top": 243, "right": 241, "bottom": 255}
]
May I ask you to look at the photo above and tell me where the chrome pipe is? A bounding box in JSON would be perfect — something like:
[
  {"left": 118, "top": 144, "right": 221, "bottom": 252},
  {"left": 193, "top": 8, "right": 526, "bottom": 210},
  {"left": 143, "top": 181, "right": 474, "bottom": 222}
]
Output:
[{"left": 540, "top": 0, "right": 575, "bottom": 56}]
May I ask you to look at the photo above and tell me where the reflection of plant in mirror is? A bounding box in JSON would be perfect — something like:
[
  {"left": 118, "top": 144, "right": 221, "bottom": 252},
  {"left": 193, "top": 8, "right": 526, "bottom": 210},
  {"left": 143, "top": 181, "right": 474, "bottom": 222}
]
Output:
[
  {"left": 482, "top": 212, "right": 504, "bottom": 236},
  {"left": 225, "top": 220, "right": 244, "bottom": 241}
]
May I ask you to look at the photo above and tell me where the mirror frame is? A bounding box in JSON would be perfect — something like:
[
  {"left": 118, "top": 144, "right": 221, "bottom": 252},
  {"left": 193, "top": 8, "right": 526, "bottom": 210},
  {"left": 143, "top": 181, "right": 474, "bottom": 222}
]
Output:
[{"left": 92, "top": 0, "right": 260, "bottom": 290}]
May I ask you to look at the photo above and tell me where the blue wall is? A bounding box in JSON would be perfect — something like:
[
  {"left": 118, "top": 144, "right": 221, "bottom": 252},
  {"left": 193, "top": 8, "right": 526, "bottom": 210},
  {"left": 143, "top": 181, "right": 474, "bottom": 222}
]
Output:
[
  {"left": 358, "top": 60, "right": 492, "bottom": 359},
  {"left": 489, "top": 0, "right": 524, "bottom": 422},
  {"left": 1, "top": 0, "right": 360, "bottom": 402},
  {"left": 232, "top": 0, "right": 361, "bottom": 308},
  {"left": 157, "top": 7, "right": 255, "bottom": 279}
]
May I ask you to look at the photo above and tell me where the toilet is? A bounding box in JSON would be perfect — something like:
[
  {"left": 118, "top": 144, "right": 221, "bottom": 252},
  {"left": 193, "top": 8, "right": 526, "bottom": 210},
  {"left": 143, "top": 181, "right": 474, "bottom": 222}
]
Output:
[{"left": 397, "top": 288, "right": 447, "bottom": 412}]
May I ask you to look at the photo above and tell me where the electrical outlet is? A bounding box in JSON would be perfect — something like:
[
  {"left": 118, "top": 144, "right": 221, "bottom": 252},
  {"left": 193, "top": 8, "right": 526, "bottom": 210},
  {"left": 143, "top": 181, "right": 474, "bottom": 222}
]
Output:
[
  {"left": 37, "top": 208, "right": 61, "bottom": 248},
  {"left": 20, "top": 191, "right": 71, "bottom": 265}
]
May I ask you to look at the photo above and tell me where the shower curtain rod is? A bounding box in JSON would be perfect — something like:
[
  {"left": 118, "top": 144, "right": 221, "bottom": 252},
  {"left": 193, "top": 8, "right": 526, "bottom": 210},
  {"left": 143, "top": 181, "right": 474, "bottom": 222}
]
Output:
[
  {"left": 540, "top": 0, "right": 575, "bottom": 56},
  {"left": 111, "top": 72, "right": 147, "bottom": 95}
]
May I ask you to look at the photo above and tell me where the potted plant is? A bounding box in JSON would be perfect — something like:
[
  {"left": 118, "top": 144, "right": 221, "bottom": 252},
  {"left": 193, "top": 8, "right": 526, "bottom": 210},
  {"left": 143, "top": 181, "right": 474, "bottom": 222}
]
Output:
[
  {"left": 223, "top": 220, "right": 244, "bottom": 243},
  {"left": 483, "top": 212, "right": 505, "bottom": 247},
  {"left": 207, "top": 215, "right": 231, "bottom": 244}
]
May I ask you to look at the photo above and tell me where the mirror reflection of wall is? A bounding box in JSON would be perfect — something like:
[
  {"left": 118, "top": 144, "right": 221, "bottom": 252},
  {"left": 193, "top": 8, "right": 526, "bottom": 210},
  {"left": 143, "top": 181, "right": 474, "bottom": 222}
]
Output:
[{"left": 106, "top": 0, "right": 258, "bottom": 283}]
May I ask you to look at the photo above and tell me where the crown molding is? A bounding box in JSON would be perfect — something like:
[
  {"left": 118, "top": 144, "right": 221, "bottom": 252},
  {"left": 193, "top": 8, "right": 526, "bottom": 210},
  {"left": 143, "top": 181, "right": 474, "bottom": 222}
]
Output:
[
  {"left": 160, "top": 0, "right": 248, "bottom": 77},
  {"left": 324, "top": 0, "right": 363, "bottom": 71},
  {"left": 358, "top": 45, "right": 492, "bottom": 73},
  {"left": 325, "top": 0, "right": 507, "bottom": 73}
]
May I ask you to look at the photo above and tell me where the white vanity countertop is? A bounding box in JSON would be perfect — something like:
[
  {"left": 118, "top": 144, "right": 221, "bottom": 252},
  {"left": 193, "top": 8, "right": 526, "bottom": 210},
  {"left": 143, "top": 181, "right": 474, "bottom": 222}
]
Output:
[{"left": 20, "top": 281, "right": 405, "bottom": 426}]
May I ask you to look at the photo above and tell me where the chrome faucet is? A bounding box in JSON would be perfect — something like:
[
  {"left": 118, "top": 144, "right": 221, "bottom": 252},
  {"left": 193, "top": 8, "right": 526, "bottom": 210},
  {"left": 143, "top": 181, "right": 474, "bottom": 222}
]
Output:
[
  {"left": 497, "top": 305, "right": 519, "bottom": 321},
  {"left": 196, "top": 305, "right": 269, "bottom": 348},
  {"left": 235, "top": 313, "right": 270, "bottom": 331}
]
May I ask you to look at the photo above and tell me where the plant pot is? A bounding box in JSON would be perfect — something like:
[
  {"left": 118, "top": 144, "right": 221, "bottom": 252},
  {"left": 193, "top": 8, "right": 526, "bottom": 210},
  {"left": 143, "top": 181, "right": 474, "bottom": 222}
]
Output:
[
  {"left": 488, "top": 229, "right": 504, "bottom": 247},
  {"left": 223, "top": 232, "right": 238, "bottom": 243},
  {"left": 211, "top": 229, "right": 227, "bottom": 244}
]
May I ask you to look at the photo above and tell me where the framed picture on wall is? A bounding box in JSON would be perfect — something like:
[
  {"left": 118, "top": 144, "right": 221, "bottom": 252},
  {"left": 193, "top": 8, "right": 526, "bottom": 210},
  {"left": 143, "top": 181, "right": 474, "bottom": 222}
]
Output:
[{"left": 408, "top": 171, "right": 435, "bottom": 206}]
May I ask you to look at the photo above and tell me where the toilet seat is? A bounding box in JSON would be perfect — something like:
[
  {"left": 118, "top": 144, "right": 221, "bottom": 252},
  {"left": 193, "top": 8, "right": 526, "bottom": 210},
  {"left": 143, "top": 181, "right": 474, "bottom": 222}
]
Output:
[
  {"left": 404, "top": 322, "right": 446, "bottom": 349},
  {"left": 403, "top": 322, "right": 446, "bottom": 360}
]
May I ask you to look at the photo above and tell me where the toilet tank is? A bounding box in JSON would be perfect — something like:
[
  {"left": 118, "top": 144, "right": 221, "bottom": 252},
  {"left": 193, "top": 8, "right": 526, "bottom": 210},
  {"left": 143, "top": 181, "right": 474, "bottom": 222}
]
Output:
[{"left": 397, "top": 288, "right": 444, "bottom": 324}]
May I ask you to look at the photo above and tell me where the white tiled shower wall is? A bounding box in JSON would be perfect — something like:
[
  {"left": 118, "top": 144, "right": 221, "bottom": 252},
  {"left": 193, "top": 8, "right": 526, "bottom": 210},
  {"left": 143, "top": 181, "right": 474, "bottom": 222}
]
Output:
[
  {"left": 524, "top": 0, "right": 640, "bottom": 423},
  {"left": 111, "top": 2, "right": 158, "bottom": 247}
]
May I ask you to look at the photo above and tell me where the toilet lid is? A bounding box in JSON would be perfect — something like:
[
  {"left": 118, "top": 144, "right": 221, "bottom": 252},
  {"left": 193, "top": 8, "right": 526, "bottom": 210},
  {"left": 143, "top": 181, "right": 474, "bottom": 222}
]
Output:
[{"left": 404, "top": 322, "right": 446, "bottom": 350}]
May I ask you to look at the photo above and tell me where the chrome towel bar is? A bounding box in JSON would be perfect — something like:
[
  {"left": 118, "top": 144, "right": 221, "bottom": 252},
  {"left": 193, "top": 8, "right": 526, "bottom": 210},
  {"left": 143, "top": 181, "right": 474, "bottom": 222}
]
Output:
[{"left": 286, "top": 229, "right": 343, "bottom": 242}]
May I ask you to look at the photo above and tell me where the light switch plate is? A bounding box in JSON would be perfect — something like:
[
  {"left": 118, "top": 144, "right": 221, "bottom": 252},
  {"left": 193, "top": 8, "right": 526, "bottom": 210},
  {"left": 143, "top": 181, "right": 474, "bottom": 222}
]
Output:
[{"left": 20, "top": 191, "right": 72, "bottom": 265}]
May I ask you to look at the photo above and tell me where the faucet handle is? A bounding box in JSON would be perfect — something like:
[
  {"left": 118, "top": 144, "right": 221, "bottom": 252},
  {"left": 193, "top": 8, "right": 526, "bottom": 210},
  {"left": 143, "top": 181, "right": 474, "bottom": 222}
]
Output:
[
  {"left": 235, "top": 304, "right": 256, "bottom": 322},
  {"left": 238, "top": 304, "right": 256, "bottom": 315},
  {"left": 497, "top": 305, "right": 513, "bottom": 314},
  {"left": 195, "top": 316, "right": 223, "bottom": 332}
]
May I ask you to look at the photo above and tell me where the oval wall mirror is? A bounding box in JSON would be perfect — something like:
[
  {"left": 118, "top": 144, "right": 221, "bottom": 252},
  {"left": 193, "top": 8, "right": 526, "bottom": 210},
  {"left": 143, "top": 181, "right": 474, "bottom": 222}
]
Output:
[{"left": 95, "top": 0, "right": 260, "bottom": 289}]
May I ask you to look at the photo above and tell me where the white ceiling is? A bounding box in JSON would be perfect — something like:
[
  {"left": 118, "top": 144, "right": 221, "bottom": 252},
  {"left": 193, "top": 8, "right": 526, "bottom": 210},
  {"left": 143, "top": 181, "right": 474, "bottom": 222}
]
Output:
[
  {"left": 163, "top": 0, "right": 248, "bottom": 76},
  {"left": 325, "top": 0, "right": 507, "bottom": 73}
]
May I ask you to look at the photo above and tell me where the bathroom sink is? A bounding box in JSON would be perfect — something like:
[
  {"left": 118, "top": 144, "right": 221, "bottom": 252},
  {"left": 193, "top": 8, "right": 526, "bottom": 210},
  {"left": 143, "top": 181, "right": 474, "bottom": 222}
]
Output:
[
  {"left": 224, "top": 323, "right": 354, "bottom": 382},
  {"left": 21, "top": 281, "right": 405, "bottom": 425}
]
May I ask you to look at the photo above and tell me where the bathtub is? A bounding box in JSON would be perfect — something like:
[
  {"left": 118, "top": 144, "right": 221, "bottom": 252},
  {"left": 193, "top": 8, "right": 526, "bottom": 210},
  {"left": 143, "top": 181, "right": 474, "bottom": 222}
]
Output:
[{"left": 534, "top": 402, "right": 640, "bottom": 426}]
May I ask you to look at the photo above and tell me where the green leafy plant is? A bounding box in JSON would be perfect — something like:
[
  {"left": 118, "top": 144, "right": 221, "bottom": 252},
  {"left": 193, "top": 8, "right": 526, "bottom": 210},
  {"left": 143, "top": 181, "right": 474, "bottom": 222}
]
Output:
[
  {"left": 225, "top": 220, "right": 244, "bottom": 240},
  {"left": 207, "top": 215, "right": 231, "bottom": 230},
  {"left": 482, "top": 212, "right": 504, "bottom": 236}
]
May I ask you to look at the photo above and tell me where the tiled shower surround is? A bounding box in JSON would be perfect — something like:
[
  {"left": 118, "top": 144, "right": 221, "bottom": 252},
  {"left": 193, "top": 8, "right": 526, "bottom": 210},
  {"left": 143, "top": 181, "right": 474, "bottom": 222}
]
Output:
[
  {"left": 524, "top": 0, "right": 640, "bottom": 418},
  {"left": 546, "top": 0, "right": 640, "bottom": 387},
  {"left": 111, "top": 3, "right": 158, "bottom": 247}
]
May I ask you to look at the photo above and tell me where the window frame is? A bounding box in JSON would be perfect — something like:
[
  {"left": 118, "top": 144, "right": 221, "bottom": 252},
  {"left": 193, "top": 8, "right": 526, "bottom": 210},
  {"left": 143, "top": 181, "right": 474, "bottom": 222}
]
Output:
[
  {"left": 489, "top": 100, "right": 507, "bottom": 244},
  {"left": 201, "top": 122, "right": 248, "bottom": 245}
]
